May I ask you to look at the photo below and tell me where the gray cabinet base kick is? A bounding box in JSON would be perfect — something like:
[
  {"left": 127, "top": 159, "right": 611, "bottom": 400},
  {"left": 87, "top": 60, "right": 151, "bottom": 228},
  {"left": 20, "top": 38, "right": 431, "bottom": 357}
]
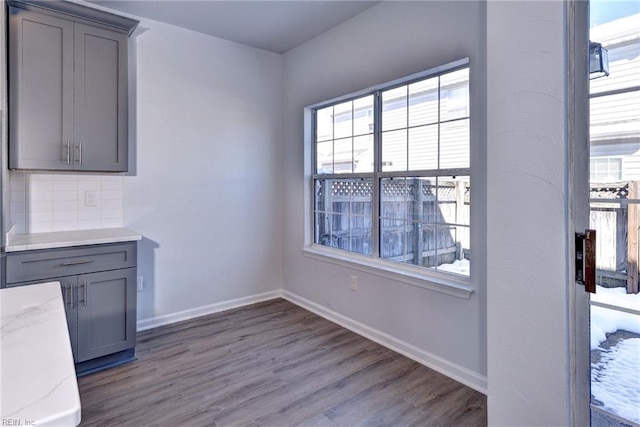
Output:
[
  {"left": 6, "top": 242, "right": 138, "bottom": 376},
  {"left": 76, "top": 349, "right": 136, "bottom": 377}
]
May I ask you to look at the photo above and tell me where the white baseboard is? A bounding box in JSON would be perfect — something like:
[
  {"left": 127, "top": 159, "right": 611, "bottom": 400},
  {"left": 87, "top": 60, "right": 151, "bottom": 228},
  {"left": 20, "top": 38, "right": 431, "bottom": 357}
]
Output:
[
  {"left": 282, "top": 290, "right": 488, "bottom": 395},
  {"left": 136, "top": 290, "right": 282, "bottom": 331}
]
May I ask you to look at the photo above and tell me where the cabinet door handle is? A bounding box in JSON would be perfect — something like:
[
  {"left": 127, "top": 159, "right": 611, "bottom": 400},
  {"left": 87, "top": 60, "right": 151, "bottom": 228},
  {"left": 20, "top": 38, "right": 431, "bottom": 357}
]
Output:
[
  {"left": 66, "top": 284, "right": 72, "bottom": 308},
  {"left": 79, "top": 281, "right": 88, "bottom": 306},
  {"left": 74, "top": 143, "right": 83, "bottom": 165},
  {"left": 65, "top": 142, "right": 71, "bottom": 165},
  {"left": 83, "top": 281, "right": 88, "bottom": 306},
  {"left": 61, "top": 259, "right": 94, "bottom": 266}
]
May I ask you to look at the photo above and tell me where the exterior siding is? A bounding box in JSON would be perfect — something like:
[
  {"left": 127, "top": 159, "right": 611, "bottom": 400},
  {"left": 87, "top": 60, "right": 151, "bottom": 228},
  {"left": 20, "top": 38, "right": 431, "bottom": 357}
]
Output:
[{"left": 590, "top": 13, "right": 640, "bottom": 183}]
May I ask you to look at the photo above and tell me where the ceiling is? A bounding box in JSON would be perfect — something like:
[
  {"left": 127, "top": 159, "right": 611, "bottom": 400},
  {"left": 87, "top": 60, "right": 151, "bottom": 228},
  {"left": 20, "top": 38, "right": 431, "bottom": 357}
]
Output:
[{"left": 91, "top": 0, "right": 380, "bottom": 54}]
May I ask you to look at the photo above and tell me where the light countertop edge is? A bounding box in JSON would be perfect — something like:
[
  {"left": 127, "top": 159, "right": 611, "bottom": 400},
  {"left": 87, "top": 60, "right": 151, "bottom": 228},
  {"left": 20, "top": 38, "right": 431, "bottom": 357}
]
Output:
[
  {"left": 0, "top": 282, "right": 82, "bottom": 426},
  {"left": 5, "top": 227, "right": 142, "bottom": 252}
]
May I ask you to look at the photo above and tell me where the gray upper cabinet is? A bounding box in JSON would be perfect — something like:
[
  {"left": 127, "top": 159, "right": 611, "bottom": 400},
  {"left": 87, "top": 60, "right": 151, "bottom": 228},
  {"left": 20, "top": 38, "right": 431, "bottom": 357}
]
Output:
[
  {"left": 9, "top": 10, "right": 74, "bottom": 170},
  {"left": 73, "top": 24, "right": 128, "bottom": 171},
  {"left": 8, "top": 1, "right": 138, "bottom": 172}
]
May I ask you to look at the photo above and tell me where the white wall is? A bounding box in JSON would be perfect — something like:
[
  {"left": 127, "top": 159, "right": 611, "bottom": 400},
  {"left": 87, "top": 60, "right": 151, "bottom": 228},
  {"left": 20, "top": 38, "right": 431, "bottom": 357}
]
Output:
[
  {"left": 282, "top": 1, "right": 487, "bottom": 391},
  {"left": 486, "top": 1, "right": 572, "bottom": 424},
  {"left": 124, "top": 19, "right": 284, "bottom": 322}
]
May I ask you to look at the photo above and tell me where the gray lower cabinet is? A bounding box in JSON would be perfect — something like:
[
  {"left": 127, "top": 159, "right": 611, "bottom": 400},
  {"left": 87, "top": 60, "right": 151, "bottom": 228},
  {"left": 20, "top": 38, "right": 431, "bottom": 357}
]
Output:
[
  {"left": 61, "top": 269, "right": 136, "bottom": 363},
  {"left": 8, "top": 1, "right": 136, "bottom": 172},
  {"left": 6, "top": 242, "right": 137, "bottom": 371}
]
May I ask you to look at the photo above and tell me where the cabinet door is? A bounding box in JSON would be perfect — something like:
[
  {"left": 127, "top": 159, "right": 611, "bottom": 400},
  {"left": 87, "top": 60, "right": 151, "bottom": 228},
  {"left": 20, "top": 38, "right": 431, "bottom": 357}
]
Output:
[
  {"left": 59, "top": 278, "right": 79, "bottom": 361},
  {"left": 73, "top": 24, "right": 128, "bottom": 172},
  {"left": 76, "top": 268, "right": 136, "bottom": 362},
  {"left": 8, "top": 7, "right": 74, "bottom": 170}
]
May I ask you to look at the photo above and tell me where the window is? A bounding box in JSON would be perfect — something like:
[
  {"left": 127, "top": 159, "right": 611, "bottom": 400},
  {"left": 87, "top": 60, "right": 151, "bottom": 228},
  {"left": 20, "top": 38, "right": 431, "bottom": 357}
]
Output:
[
  {"left": 311, "top": 60, "right": 471, "bottom": 280},
  {"left": 590, "top": 157, "right": 622, "bottom": 182}
]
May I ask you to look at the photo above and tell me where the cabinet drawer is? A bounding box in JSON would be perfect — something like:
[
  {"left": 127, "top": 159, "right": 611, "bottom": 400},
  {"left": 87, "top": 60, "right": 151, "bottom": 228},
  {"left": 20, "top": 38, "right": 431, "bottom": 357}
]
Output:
[{"left": 6, "top": 242, "right": 136, "bottom": 284}]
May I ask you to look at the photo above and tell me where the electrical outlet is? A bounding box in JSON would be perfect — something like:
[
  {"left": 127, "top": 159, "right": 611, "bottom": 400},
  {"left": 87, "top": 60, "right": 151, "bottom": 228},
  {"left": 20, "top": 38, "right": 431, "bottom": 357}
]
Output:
[
  {"left": 84, "top": 191, "right": 98, "bottom": 207},
  {"left": 137, "top": 276, "right": 144, "bottom": 292},
  {"left": 350, "top": 275, "right": 358, "bottom": 292}
]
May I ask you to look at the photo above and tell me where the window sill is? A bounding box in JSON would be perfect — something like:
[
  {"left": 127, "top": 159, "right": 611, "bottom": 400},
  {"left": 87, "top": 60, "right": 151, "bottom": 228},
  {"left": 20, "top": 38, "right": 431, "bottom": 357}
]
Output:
[{"left": 302, "top": 245, "right": 474, "bottom": 299}]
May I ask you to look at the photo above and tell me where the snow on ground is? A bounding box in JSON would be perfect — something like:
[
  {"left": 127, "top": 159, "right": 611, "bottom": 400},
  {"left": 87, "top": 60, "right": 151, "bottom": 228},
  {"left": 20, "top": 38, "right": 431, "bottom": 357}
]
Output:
[
  {"left": 591, "top": 306, "right": 640, "bottom": 349},
  {"left": 436, "top": 258, "right": 470, "bottom": 276},
  {"left": 590, "top": 285, "right": 640, "bottom": 425},
  {"left": 591, "top": 338, "right": 640, "bottom": 424},
  {"left": 591, "top": 286, "right": 640, "bottom": 350},
  {"left": 592, "top": 285, "right": 640, "bottom": 312}
]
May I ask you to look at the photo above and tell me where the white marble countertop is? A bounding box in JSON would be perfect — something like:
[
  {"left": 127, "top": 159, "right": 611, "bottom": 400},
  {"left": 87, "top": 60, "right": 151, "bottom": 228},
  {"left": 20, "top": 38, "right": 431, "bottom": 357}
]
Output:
[
  {"left": 6, "top": 227, "right": 142, "bottom": 252},
  {"left": 0, "top": 282, "right": 81, "bottom": 426}
]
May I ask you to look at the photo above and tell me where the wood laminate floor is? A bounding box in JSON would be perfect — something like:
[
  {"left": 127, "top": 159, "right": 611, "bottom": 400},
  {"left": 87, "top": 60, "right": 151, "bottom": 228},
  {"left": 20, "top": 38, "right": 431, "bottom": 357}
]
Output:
[{"left": 78, "top": 299, "right": 487, "bottom": 426}]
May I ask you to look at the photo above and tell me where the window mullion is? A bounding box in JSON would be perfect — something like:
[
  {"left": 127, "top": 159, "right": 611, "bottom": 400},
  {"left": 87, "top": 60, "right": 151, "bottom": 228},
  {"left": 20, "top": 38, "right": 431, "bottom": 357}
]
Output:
[
  {"left": 404, "top": 86, "right": 410, "bottom": 263},
  {"left": 435, "top": 77, "right": 442, "bottom": 266},
  {"left": 331, "top": 106, "right": 336, "bottom": 173},
  {"left": 311, "top": 110, "right": 318, "bottom": 245},
  {"left": 372, "top": 90, "right": 382, "bottom": 259},
  {"left": 405, "top": 85, "right": 409, "bottom": 174},
  {"left": 437, "top": 76, "right": 442, "bottom": 171}
]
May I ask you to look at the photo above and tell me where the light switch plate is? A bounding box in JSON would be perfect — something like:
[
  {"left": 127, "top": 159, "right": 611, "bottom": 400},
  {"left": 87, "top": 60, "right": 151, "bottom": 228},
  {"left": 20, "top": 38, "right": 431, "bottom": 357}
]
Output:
[{"left": 84, "top": 191, "right": 98, "bottom": 207}]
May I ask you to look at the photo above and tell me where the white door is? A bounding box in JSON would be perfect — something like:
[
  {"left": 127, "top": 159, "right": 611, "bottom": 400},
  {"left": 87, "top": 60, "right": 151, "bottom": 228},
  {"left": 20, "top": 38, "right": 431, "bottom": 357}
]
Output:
[{"left": 568, "top": 1, "right": 592, "bottom": 425}]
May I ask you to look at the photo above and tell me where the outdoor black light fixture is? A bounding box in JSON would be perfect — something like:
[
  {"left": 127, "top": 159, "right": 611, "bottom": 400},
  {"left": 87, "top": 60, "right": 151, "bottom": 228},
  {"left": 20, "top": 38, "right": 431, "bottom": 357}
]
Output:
[{"left": 589, "top": 41, "right": 609, "bottom": 79}]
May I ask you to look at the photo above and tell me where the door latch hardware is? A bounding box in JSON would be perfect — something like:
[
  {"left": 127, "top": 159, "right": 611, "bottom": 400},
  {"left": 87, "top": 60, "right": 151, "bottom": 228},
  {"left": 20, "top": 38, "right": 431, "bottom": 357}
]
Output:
[{"left": 575, "top": 229, "right": 596, "bottom": 293}]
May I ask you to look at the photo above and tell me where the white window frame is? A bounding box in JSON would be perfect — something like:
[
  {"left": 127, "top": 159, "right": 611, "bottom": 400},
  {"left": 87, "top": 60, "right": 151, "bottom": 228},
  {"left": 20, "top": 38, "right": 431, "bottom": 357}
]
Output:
[
  {"left": 303, "top": 58, "right": 474, "bottom": 299},
  {"left": 590, "top": 157, "right": 623, "bottom": 182}
]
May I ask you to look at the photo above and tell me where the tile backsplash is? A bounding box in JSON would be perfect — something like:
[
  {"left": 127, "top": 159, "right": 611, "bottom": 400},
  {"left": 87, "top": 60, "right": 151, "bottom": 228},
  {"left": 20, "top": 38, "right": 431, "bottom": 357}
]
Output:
[{"left": 10, "top": 171, "right": 124, "bottom": 234}]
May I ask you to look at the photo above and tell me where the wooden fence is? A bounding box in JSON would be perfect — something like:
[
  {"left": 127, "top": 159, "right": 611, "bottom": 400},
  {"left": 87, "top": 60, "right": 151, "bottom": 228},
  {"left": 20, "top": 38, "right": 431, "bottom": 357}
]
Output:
[
  {"left": 590, "top": 181, "right": 639, "bottom": 293},
  {"left": 315, "top": 178, "right": 639, "bottom": 293},
  {"left": 315, "top": 178, "right": 470, "bottom": 268}
]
